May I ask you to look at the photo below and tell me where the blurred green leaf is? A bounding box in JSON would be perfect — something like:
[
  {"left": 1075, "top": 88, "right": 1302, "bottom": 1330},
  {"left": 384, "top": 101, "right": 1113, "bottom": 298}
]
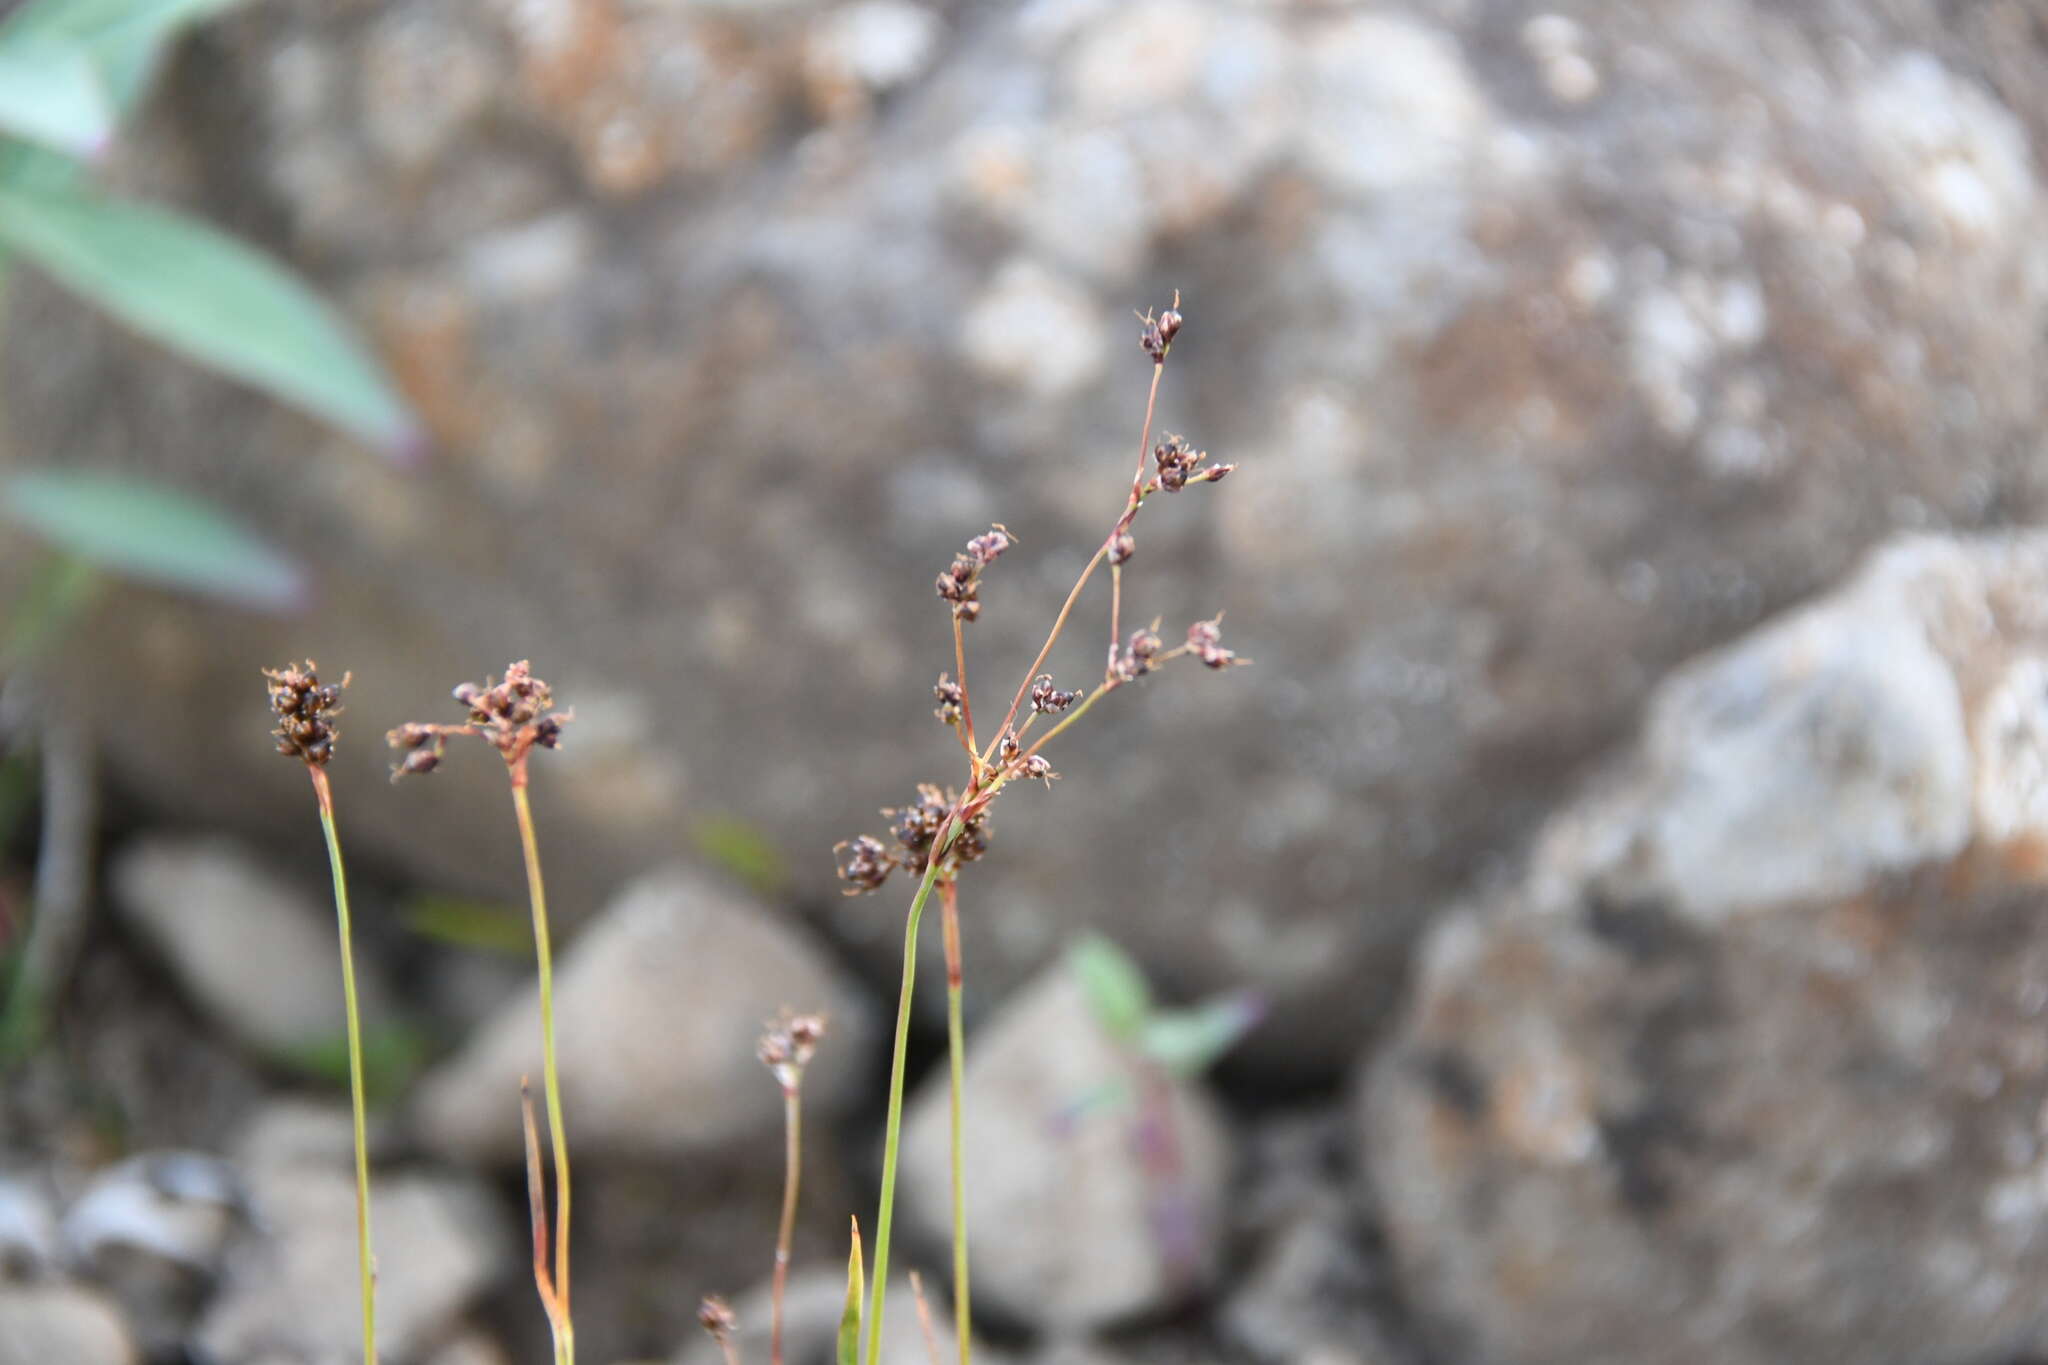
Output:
[
  {"left": 0, "top": 0, "right": 246, "bottom": 114},
  {"left": 2, "top": 554, "right": 104, "bottom": 669},
  {"left": 0, "top": 36, "right": 115, "bottom": 158},
  {"left": 691, "top": 814, "right": 786, "bottom": 898},
  {"left": 837, "top": 1217, "right": 863, "bottom": 1365},
  {"left": 0, "top": 469, "right": 304, "bottom": 611},
  {"left": 401, "top": 893, "right": 533, "bottom": 958},
  {"left": 276, "top": 1024, "right": 432, "bottom": 1104},
  {"left": 1068, "top": 933, "right": 1151, "bottom": 1041},
  {"left": 1137, "top": 990, "right": 1262, "bottom": 1078},
  {"left": 0, "top": 185, "right": 416, "bottom": 451}
]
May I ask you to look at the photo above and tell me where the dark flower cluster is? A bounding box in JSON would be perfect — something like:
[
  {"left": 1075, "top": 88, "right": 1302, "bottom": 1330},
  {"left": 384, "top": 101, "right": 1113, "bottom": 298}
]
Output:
[
  {"left": 757, "top": 1010, "right": 826, "bottom": 1093},
  {"left": 1139, "top": 299, "right": 1182, "bottom": 363},
  {"left": 1110, "top": 626, "right": 1163, "bottom": 684},
  {"left": 1187, "top": 616, "right": 1244, "bottom": 670},
  {"left": 933, "top": 672, "right": 965, "bottom": 726},
  {"left": 387, "top": 660, "right": 572, "bottom": 779},
  {"left": 1152, "top": 433, "right": 1233, "bottom": 492},
  {"left": 834, "top": 782, "right": 991, "bottom": 894},
  {"left": 264, "top": 661, "right": 348, "bottom": 768},
  {"left": 1029, "top": 674, "right": 1078, "bottom": 714},
  {"left": 934, "top": 524, "right": 1013, "bottom": 623}
]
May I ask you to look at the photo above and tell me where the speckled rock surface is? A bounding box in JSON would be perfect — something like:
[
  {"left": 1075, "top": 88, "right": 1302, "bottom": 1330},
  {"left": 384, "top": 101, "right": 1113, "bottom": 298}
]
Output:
[
  {"left": 8, "top": 0, "right": 2048, "bottom": 1075},
  {"left": 1362, "top": 533, "right": 2048, "bottom": 1365}
]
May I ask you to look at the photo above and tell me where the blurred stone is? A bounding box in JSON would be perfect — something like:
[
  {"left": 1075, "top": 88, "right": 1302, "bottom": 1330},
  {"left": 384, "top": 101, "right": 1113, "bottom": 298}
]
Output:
[
  {"left": 196, "top": 1139, "right": 505, "bottom": 1365},
  {"left": 0, "top": 1174, "right": 57, "bottom": 1280},
  {"left": 901, "top": 961, "right": 1231, "bottom": 1330},
  {"left": 410, "top": 868, "right": 874, "bottom": 1161},
  {"left": 12, "top": 0, "right": 2048, "bottom": 1082},
  {"left": 423, "top": 1323, "right": 513, "bottom": 1365},
  {"left": 0, "top": 1282, "right": 136, "bottom": 1365},
  {"left": 61, "top": 1152, "right": 244, "bottom": 1357},
  {"left": 107, "top": 836, "right": 394, "bottom": 1061},
  {"left": 1363, "top": 534, "right": 2048, "bottom": 1365}
]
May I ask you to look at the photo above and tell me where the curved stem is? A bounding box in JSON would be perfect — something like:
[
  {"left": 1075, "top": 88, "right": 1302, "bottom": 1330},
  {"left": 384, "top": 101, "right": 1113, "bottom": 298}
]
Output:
[
  {"left": 866, "top": 848, "right": 947, "bottom": 1365},
  {"left": 511, "top": 778, "right": 573, "bottom": 1365},
  {"left": 311, "top": 767, "right": 377, "bottom": 1365},
  {"left": 938, "top": 879, "right": 972, "bottom": 1365},
  {"left": 771, "top": 1083, "right": 801, "bottom": 1365}
]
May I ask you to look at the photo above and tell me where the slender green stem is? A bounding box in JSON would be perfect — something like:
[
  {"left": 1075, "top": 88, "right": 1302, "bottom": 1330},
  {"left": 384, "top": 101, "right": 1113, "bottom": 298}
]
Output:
[
  {"left": 938, "top": 880, "right": 971, "bottom": 1365},
  {"left": 771, "top": 1082, "right": 801, "bottom": 1365},
  {"left": 511, "top": 777, "right": 573, "bottom": 1365},
  {"left": 866, "top": 849, "right": 947, "bottom": 1365},
  {"left": 310, "top": 767, "right": 376, "bottom": 1365}
]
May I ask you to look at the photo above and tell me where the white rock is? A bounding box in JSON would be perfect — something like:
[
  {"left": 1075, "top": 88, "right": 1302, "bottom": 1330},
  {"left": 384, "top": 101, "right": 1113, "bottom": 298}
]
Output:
[
  {"left": 0, "top": 1174, "right": 57, "bottom": 1278},
  {"left": 900, "top": 963, "right": 1231, "bottom": 1330},
  {"left": 412, "top": 868, "right": 874, "bottom": 1160},
  {"left": 108, "top": 835, "right": 393, "bottom": 1059},
  {"left": 0, "top": 1282, "right": 136, "bottom": 1365}
]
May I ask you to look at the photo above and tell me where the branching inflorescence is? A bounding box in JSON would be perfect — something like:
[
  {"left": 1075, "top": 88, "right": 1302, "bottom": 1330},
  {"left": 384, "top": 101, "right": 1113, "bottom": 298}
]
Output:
[
  {"left": 835, "top": 296, "right": 1245, "bottom": 1365},
  {"left": 389, "top": 662, "right": 577, "bottom": 1365}
]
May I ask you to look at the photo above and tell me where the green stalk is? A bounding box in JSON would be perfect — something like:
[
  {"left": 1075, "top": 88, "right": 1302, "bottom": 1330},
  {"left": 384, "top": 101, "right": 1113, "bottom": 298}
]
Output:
[
  {"left": 865, "top": 850, "right": 946, "bottom": 1365},
  {"left": 310, "top": 766, "right": 377, "bottom": 1365},
  {"left": 938, "top": 880, "right": 971, "bottom": 1364},
  {"left": 511, "top": 777, "right": 574, "bottom": 1365}
]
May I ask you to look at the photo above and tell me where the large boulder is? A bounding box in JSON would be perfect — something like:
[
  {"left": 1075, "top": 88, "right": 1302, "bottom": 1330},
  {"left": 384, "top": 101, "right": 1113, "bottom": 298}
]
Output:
[
  {"left": 1361, "top": 534, "right": 2048, "bottom": 1365},
  {"left": 9, "top": 0, "right": 2048, "bottom": 1075}
]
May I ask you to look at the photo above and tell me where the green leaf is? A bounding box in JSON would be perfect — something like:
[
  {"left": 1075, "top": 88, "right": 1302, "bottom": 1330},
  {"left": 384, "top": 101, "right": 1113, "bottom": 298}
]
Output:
[
  {"left": 0, "top": 469, "right": 304, "bottom": 611},
  {"left": 837, "top": 1216, "right": 864, "bottom": 1365},
  {"left": 691, "top": 814, "right": 787, "bottom": 898},
  {"left": 0, "top": 185, "right": 417, "bottom": 452},
  {"left": 0, "top": 36, "right": 115, "bottom": 158},
  {"left": 0, "top": 0, "right": 246, "bottom": 114},
  {"left": 1068, "top": 933, "right": 1151, "bottom": 1041},
  {"left": 400, "top": 894, "right": 534, "bottom": 958},
  {"left": 1137, "top": 990, "right": 1263, "bottom": 1078}
]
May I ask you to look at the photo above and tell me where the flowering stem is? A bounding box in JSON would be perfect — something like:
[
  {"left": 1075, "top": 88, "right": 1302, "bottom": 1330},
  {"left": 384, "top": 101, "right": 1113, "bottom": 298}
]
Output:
[
  {"left": 987, "top": 361, "right": 1165, "bottom": 749},
  {"left": 866, "top": 838, "right": 950, "bottom": 1365},
  {"left": 771, "top": 1079, "right": 802, "bottom": 1365},
  {"left": 309, "top": 766, "right": 377, "bottom": 1365},
  {"left": 511, "top": 775, "right": 573, "bottom": 1365},
  {"left": 952, "top": 615, "right": 979, "bottom": 771},
  {"left": 937, "top": 878, "right": 972, "bottom": 1365}
]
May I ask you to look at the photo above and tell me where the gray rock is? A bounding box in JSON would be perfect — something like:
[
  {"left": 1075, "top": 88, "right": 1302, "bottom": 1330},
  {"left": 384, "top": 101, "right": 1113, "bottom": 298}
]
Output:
[
  {"left": 0, "top": 1282, "right": 137, "bottom": 1365},
  {"left": 196, "top": 1141, "right": 505, "bottom": 1365},
  {"left": 61, "top": 1152, "right": 245, "bottom": 1358},
  {"left": 411, "top": 868, "right": 874, "bottom": 1160},
  {"left": 1363, "top": 533, "right": 2048, "bottom": 1365},
  {"left": 107, "top": 836, "right": 393, "bottom": 1061},
  {"left": 900, "top": 962, "right": 1230, "bottom": 1330},
  {"left": 14, "top": 0, "right": 2048, "bottom": 1079},
  {"left": 0, "top": 1174, "right": 57, "bottom": 1280}
]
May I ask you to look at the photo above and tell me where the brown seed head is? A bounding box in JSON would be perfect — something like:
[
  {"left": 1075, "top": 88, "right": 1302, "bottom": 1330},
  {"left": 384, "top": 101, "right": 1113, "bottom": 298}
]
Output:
[
  {"left": 390, "top": 661, "right": 573, "bottom": 777},
  {"left": 1139, "top": 292, "right": 1183, "bottom": 363},
  {"left": 1187, "top": 615, "right": 1245, "bottom": 669},
  {"left": 758, "top": 1009, "right": 828, "bottom": 1090},
  {"left": 933, "top": 672, "right": 965, "bottom": 726},
  {"left": 263, "top": 661, "right": 349, "bottom": 768},
  {"left": 1029, "top": 674, "right": 1079, "bottom": 715},
  {"left": 697, "top": 1295, "right": 738, "bottom": 1342}
]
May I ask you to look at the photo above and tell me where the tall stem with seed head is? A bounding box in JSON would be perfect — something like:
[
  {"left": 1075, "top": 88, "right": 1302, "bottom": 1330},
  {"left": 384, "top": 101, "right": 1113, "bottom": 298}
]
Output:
[
  {"left": 309, "top": 766, "right": 377, "bottom": 1365},
  {"left": 512, "top": 771, "right": 573, "bottom": 1365}
]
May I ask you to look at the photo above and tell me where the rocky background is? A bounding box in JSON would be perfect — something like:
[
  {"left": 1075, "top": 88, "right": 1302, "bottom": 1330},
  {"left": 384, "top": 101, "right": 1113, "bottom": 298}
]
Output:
[{"left": 4, "top": 0, "right": 2048, "bottom": 1361}]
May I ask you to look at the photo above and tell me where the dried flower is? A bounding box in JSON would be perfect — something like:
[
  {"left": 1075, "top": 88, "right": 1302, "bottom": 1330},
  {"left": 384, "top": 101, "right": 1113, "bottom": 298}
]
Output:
[
  {"left": 933, "top": 672, "right": 965, "bottom": 726},
  {"left": 1110, "top": 626, "right": 1163, "bottom": 683},
  {"left": 697, "top": 1295, "right": 738, "bottom": 1341},
  {"left": 1139, "top": 293, "right": 1182, "bottom": 363},
  {"left": 759, "top": 1010, "right": 827, "bottom": 1092},
  {"left": 834, "top": 834, "right": 895, "bottom": 894},
  {"left": 388, "top": 660, "right": 572, "bottom": 779},
  {"left": 264, "top": 661, "right": 349, "bottom": 768},
  {"left": 1028, "top": 675, "right": 1079, "bottom": 715},
  {"left": 1187, "top": 616, "right": 1245, "bottom": 670},
  {"left": 1019, "top": 754, "right": 1058, "bottom": 787},
  {"left": 1108, "top": 529, "right": 1136, "bottom": 565}
]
